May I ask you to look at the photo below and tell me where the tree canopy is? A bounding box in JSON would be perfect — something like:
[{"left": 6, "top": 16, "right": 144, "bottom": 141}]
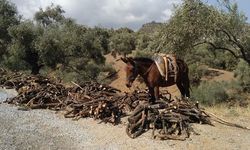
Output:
[
  {"left": 1, "top": 0, "right": 250, "bottom": 85},
  {"left": 109, "top": 27, "right": 136, "bottom": 56},
  {"left": 2, "top": 3, "right": 109, "bottom": 78},
  {"left": 0, "top": 0, "right": 19, "bottom": 58},
  {"left": 151, "top": 0, "right": 250, "bottom": 64}
]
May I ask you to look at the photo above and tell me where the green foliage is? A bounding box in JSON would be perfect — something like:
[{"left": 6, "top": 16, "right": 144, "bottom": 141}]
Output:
[
  {"left": 0, "top": 0, "right": 19, "bottom": 58},
  {"left": 209, "top": 51, "right": 238, "bottom": 70},
  {"left": 53, "top": 61, "right": 114, "bottom": 84},
  {"left": 1, "top": 0, "right": 249, "bottom": 93},
  {"left": 133, "top": 50, "right": 154, "bottom": 58},
  {"left": 80, "top": 29, "right": 106, "bottom": 64},
  {"left": 34, "top": 4, "right": 67, "bottom": 27},
  {"left": 148, "top": 0, "right": 250, "bottom": 64},
  {"left": 191, "top": 78, "right": 248, "bottom": 106},
  {"left": 130, "top": 0, "right": 247, "bottom": 70},
  {"left": 91, "top": 27, "right": 110, "bottom": 55},
  {"left": 225, "top": 80, "right": 247, "bottom": 105},
  {"left": 136, "top": 34, "right": 151, "bottom": 50},
  {"left": 151, "top": 0, "right": 219, "bottom": 53},
  {"left": 136, "top": 21, "right": 163, "bottom": 51},
  {"left": 4, "top": 4, "right": 108, "bottom": 77},
  {"left": 96, "top": 64, "right": 117, "bottom": 84},
  {"left": 185, "top": 45, "right": 238, "bottom": 70},
  {"left": 7, "top": 21, "right": 42, "bottom": 74},
  {"left": 4, "top": 4, "right": 79, "bottom": 74},
  {"left": 192, "top": 81, "right": 229, "bottom": 106},
  {"left": 188, "top": 63, "right": 209, "bottom": 86},
  {"left": 109, "top": 27, "right": 135, "bottom": 56},
  {"left": 44, "top": 25, "right": 110, "bottom": 81},
  {"left": 234, "top": 59, "right": 250, "bottom": 92},
  {"left": 35, "top": 26, "right": 62, "bottom": 68},
  {"left": 1, "top": 54, "right": 28, "bottom": 70}
]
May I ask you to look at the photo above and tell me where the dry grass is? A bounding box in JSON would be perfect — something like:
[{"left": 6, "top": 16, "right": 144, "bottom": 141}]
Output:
[
  {"left": 205, "top": 104, "right": 250, "bottom": 117},
  {"left": 204, "top": 103, "right": 250, "bottom": 128}
]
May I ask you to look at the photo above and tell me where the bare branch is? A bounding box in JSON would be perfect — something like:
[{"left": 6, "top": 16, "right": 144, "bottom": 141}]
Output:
[
  {"left": 219, "top": 29, "right": 250, "bottom": 64},
  {"left": 193, "top": 41, "right": 238, "bottom": 58}
]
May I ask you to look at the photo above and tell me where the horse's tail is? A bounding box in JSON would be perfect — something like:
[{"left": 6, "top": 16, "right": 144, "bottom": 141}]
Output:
[
  {"left": 183, "top": 60, "right": 191, "bottom": 97},
  {"left": 176, "top": 59, "right": 191, "bottom": 96},
  {"left": 185, "top": 71, "right": 191, "bottom": 97}
]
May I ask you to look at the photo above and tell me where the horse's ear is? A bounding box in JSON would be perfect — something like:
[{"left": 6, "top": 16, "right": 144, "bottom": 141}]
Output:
[{"left": 121, "top": 57, "right": 128, "bottom": 63}]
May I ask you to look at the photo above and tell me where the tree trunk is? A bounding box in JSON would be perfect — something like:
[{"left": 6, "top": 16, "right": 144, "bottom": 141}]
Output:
[{"left": 31, "top": 64, "right": 43, "bottom": 75}]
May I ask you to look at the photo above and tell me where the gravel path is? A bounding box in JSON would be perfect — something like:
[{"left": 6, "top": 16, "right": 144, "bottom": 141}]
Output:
[
  {"left": 0, "top": 103, "right": 174, "bottom": 150},
  {"left": 1, "top": 103, "right": 250, "bottom": 150}
]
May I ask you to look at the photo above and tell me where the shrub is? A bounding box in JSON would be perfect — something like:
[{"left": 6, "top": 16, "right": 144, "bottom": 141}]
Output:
[
  {"left": 234, "top": 59, "right": 250, "bottom": 92},
  {"left": 41, "top": 62, "right": 116, "bottom": 85},
  {"left": 97, "top": 64, "right": 117, "bottom": 84},
  {"left": 133, "top": 50, "right": 154, "bottom": 58},
  {"left": 191, "top": 81, "right": 229, "bottom": 106},
  {"left": 184, "top": 45, "right": 237, "bottom": 71},
  {"left": 188, "top": 63, "right": 209, "bottom": 86},
  {"left": 223, "top": 80, "right": 248, "bottom": 106}
]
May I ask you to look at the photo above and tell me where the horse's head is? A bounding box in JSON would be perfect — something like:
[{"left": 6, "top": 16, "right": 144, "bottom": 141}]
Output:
[{"left": 121, "top": 57, "right": 139, "bottom": 88}]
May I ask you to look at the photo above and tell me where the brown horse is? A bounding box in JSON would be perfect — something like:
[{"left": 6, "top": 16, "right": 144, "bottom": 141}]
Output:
[{"left": 121, "top": 57, "right": 190, "bottom": 103}]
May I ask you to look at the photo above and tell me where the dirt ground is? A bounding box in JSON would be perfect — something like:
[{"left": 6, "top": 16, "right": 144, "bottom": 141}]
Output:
[
  {"left": 1, "top": 54, "right": 250, "bottom": 150},
  {"left": 1, "top": 102, "right": 250, "bottom": 150}
]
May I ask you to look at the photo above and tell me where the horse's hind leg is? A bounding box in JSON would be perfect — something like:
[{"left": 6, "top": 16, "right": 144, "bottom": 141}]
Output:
[{"left": 183, "top": 74, "right": 190, "bottom": 98}]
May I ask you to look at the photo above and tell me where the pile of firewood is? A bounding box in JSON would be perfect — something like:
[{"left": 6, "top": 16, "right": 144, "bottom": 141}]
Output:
[
  {"left": 0, "top": 69, "right": 213, "bottom": 140},
  {"left": 1, "top": 71, "right": 67, "bottom": 109},
  {"left": 0, "top": 69, "right": 145, "bottom": 124},
  {"left": 62, "top": 82, "right": 126, "bottom": 124},
  {"left": 60, "top": 88, "right": 152, "bottom": 124},
  {"left": 126, "top": 99, "right": 212, "bottom": 140}
]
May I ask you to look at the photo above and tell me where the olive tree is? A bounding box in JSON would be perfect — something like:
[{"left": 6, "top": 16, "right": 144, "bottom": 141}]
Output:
[
  {"left": 109, "top": 27, "right": 136, "bottom": 56},
  {"left": 154, "top": 0, "right": 250, "bottom": 64},
  {"left": 0, "top": 0, "right": 19, "bottom": 59},
  {"left": 7, "top": 21, "right": 43, "bottom": 74}
]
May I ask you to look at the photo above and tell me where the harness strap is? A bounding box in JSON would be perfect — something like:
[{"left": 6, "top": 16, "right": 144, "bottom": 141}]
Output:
[{"left": 163, "top": 56, "right": 168, "bottom": 80}]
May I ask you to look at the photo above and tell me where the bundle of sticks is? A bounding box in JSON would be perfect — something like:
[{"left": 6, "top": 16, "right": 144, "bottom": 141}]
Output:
[
  {"left": 126, "top": 99, "right": 212, "bottom": 140},
  {"left": 1, "top": 69, "right": 214, "bottom": 140},
  {"left": 0, "top": 70, "right": 144, "bottom": 124}
]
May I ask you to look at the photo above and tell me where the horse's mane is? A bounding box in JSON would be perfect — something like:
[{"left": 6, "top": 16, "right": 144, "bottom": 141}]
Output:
[{"left": 132, "top": 57, "right": 154, "bottom": 63}]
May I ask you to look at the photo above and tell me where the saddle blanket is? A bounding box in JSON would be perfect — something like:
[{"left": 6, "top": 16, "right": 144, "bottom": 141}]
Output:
[{"left": 152, "top": 54, "right": 176, "bottom": 79}]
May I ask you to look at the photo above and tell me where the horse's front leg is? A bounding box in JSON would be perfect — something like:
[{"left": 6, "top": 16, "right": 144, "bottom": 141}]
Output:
[
  {"left": 154, "top": 86, "right": 159, "bottom": 102},
  {"left": 148, "top": 87, "right": 155, "bottom": 104}
]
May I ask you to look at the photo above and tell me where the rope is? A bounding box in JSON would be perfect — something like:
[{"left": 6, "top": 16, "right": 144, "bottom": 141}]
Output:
[{"left": 203, "top": 111, "right": 250, "bottom": 130}]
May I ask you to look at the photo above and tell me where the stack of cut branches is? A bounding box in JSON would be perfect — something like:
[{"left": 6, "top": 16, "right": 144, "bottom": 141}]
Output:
[
  {"left": 126, "top": 99, "right": 212, "bottom": 140},
  {"left": 1, "top": 70, "right": 214, "bottom": 140},
  {"left": 63, "top": 81, "right": 124, "bottom": 124},
  {"left": 0, "top": 70, "right": 145, "bottom": 124},
  {"left": 2, "top": 75, "right": 67, "bottom": 109}
]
